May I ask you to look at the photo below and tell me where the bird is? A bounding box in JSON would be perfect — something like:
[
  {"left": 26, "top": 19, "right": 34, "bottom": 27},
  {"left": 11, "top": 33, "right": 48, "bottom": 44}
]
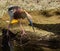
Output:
[{"left": 8, "top": 5, "right": 34, "bottom": 35}]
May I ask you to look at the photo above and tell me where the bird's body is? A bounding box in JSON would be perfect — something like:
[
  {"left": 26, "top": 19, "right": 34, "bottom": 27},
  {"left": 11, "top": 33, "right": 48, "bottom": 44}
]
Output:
[{"left": 8, "top": 5, "right": 33, "bottom": 35}]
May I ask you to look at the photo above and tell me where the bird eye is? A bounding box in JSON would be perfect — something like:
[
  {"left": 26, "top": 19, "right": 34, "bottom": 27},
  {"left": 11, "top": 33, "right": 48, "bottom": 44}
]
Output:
[{"left": 10, "top": 10, "right": 13, "bottom": 12}]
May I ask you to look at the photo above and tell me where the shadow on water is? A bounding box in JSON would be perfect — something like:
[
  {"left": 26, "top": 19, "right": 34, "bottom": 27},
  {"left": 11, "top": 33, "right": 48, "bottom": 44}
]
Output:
[
  {"left": 14, "top": 44, "right": 44, "bottom": 51},
  {"left": 0, "top": 27, "right": 60, "bottom": 51},
  {"left": 32, "top": 23, "right": 60, "bottom": 49},
  {"left": 1, "top": 29, "right": 17, "bottom": 51},
  {"left": 1, "top": 28, "right": 44, "bottom": 51},
  {"left": 33, "top": 23, "right": 60, "bottom": 35}
]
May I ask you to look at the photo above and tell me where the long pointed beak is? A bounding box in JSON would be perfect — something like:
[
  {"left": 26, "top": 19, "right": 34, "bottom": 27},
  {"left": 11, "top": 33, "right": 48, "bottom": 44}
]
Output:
[{"left": 29, "top": 20, "right": 35, "bottom": 32}]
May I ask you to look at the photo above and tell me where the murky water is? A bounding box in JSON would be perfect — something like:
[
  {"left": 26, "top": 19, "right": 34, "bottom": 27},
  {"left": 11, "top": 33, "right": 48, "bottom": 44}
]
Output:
[{"left": 0, "top": 28, "right": 60, "bottom": 51}]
